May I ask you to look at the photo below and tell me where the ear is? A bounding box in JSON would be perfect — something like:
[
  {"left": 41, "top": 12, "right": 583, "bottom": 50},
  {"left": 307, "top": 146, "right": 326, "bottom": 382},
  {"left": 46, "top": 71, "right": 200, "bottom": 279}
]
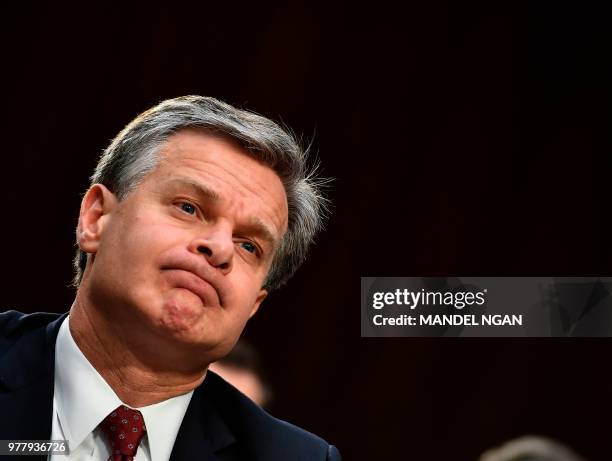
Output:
[
  {"left": 77, "top": 184, "right": 118, "bottom": 254},
  {"left": 249, "top": 289, "right": 268, "bottom": 319}
]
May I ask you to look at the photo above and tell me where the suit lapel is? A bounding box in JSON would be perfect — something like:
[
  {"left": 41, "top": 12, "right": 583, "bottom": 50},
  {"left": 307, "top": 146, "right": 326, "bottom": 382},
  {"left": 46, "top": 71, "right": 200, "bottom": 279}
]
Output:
[
  {"left": 170, "top": 375, "right": 236, "bottom": 461},
  {"left": 0, "top": 313, "right": 65, "bottom": 457}
]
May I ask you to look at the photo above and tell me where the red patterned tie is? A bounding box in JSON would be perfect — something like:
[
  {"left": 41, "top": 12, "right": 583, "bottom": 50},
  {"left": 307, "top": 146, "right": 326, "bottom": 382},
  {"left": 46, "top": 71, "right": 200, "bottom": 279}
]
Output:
[{"left": 99, "top": 405, "right": 147, "bottom": 461}]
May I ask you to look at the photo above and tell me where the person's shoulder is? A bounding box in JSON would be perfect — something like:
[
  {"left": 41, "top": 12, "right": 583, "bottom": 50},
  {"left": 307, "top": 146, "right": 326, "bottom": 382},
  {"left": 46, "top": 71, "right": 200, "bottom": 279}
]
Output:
[
  {"left": 202, "top": 371, "right": 341, "bottom": 460},
  {"left": 0, "top": 310, "right": 62, "bottom": 352},
  {"left": 0, "top": 310, "right": 62, "bottom": 336}
]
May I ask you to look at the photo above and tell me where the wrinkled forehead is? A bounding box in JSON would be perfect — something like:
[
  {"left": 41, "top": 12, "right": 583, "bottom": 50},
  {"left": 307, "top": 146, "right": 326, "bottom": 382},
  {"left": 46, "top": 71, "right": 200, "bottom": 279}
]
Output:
[{"left": 147, "top": 128, "right": 290, "bottom": 235}]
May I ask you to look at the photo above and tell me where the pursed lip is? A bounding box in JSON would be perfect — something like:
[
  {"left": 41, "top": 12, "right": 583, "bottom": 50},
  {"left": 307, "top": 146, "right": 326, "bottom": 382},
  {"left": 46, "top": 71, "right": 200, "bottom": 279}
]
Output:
[
  {"left": 161, "top": 268, "right": 223, "bottom": 308},
  {"left": 159, "top": 252, "right": 231, "bottom": 308}
]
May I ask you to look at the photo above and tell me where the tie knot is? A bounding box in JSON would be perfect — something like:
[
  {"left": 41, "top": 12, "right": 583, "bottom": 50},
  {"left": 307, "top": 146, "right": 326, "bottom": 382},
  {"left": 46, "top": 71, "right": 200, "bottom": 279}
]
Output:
[{"left": 99, "top": 405, "right": 147, "bottom": 461}]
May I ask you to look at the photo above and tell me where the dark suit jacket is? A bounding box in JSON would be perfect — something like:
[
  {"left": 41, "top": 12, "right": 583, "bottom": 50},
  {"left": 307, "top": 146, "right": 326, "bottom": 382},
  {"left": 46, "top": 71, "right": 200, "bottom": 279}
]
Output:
[{"left": 0, "top": 311, "right": 341, "bottom": 461}]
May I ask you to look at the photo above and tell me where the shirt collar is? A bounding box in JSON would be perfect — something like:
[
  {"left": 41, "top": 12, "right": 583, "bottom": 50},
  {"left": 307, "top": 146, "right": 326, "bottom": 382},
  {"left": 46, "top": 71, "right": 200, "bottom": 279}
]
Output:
[
  {"left": 138, "top": 392, "right": 193, "bottom": 461},
  {"left": 54, "top": 315, "right": 194, "bottom": 461}
]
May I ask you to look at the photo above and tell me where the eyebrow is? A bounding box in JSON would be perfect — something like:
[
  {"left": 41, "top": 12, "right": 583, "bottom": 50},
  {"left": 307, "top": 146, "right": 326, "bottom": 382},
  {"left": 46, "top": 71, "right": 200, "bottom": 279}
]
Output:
[
  {"left": 160, "top": 177, "right": 280, "bottom": 250},
  {"left": 161, "top": 177, "right": 220, "bottom": 201},
  {"left": 243, "top": 217, "right": 279, "bottom": 250}
]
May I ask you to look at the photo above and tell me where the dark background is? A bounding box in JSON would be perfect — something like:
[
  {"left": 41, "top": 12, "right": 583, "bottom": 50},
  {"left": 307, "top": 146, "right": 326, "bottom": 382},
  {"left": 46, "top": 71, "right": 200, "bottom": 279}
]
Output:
[{"left": 2, "top": 2, "right": 611, "bottom": 460}]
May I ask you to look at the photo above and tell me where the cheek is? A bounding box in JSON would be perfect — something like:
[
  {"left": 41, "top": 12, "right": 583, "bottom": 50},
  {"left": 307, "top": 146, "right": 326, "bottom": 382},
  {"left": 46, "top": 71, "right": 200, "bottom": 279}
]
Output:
[
  {"left": 93, "top": 219, "right": 175, "bottom": 304},
  {"left": 110, "top": 215, "right": 176, "bottom": 265},
  {"left": 232, "top": 280, "right": 263, "bottom": 319}
]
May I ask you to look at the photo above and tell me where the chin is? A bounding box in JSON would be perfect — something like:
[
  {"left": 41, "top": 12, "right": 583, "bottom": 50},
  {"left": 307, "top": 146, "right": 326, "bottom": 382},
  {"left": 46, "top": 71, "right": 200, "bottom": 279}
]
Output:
[{"left": 157, "top": 292, "right": 206, "bottom": 334}]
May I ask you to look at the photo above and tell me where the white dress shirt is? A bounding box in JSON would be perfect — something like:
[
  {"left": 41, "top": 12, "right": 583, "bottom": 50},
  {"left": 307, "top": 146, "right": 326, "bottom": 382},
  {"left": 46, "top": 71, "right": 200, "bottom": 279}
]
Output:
[{"left": 49, "top": 316, "right": 195, "bottom": 461}]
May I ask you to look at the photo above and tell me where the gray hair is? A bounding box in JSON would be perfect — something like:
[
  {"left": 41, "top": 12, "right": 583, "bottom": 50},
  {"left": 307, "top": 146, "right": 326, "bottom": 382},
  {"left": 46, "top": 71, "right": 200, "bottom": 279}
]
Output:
[
  {"left": 73, "top": 95, "right": 328, "bottom": 291},
  {"left": 479, "top": 436, "right": 586, "bottom": 461}
]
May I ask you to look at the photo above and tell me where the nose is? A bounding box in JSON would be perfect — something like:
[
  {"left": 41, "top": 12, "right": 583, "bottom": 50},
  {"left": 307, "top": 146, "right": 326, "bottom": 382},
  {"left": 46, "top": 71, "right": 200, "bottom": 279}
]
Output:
[{"left": 188, "top": 224, "right": 234, "bottom": 275}]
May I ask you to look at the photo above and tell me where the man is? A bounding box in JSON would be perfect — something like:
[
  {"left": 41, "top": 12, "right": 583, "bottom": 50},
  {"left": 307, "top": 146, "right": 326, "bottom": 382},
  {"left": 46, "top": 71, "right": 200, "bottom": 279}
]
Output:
[{"left": 0, "top": 96, "right": 340, "bottom": 461}]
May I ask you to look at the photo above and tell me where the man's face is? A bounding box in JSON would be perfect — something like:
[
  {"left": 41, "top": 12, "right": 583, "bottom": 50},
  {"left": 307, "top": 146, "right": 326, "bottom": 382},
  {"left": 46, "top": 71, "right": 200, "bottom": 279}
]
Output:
[{"left": 82, "top": 129, "right": 288, "bottom": 360}]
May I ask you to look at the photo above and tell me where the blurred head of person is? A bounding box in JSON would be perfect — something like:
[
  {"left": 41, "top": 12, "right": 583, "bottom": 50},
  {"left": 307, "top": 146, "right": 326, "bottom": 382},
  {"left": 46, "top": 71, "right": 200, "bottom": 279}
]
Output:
[
  {"left": 209, "top": 340, "right": 272, "bottom": 407},
  {"left": 479, "top": 436, "right": 586, "bottom": 461}
]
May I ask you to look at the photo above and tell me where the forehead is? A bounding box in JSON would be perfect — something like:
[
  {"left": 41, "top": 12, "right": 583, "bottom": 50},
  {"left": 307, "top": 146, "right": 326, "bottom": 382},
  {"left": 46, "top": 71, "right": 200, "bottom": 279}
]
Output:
[{"left": 145, "top": 129, "right": 289, "bottom": 236}]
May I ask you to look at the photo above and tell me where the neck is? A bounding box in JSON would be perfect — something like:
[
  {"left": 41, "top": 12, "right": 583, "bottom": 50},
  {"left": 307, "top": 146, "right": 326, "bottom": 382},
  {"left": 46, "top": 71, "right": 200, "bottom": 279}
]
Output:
[{"left": 69, "top": 294, "right": 208, "bottom": 408}]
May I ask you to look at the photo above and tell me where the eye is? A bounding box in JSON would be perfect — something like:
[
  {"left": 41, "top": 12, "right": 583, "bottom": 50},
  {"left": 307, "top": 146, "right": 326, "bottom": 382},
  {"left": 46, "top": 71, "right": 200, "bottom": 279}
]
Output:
[
  {"left": 240, "top": 241, "right": 258, "bottom": 254},
  {"left": 178, "top": 201, "right": 197, "bottom": 215}
]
